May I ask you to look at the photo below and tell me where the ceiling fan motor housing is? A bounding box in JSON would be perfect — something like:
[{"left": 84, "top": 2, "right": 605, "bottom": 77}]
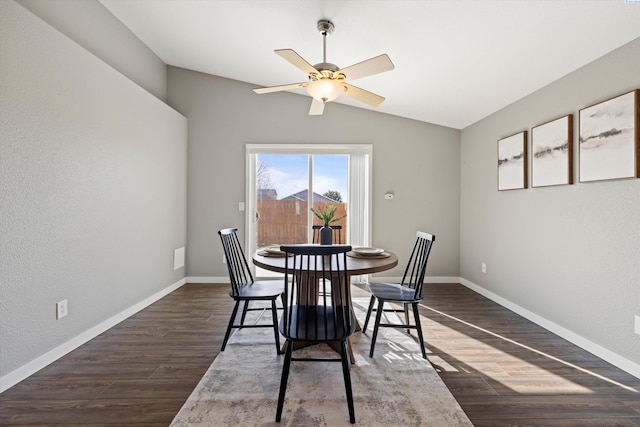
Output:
[
  {"left": 312, "top": 63, "right": 340, "bottom": 74},
  {"left": 317, "top": 19, "right": 334, "bottom": 35}
]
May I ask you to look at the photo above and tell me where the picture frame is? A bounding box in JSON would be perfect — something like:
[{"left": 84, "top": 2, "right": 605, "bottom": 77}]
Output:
[
  {"left": 579, "top": 89, "right": 639, "bottom": 182},
  {"left": 531, "top": 114, "right": 573, "bottom": 187},
  {"left": 498, "top": 131, "right": 528, "bottom": 191}
]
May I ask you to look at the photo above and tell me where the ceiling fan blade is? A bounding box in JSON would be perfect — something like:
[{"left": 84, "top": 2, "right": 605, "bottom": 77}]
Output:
[
  {"left": 338, "top": 54, "right": 394, "bottom": 81},
  {"left": 343, "top": 83, "right": 385, "bottom": 107},
  {"left": 253, "top": 82, "right": 308, "bottom": 94},
  {"left": 309, "top": 98, "right": 325, "bottom": 115},
  {"left": 275, "top": 49, "right": 319, "bottom": 77}
]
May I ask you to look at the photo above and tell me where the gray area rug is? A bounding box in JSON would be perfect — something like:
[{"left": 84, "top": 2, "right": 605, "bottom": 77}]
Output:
[{"left": 171, "top": 297, "right": 473, "bottom": 426}]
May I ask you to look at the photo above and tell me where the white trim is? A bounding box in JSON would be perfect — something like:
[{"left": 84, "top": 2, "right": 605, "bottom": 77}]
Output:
[
  {"left": 245, "top": 143, "right": 373, "bottom": 277},
  {"left": 0, "top": 278, "right": 187, "bottom": 393},
  {"left": 425, "top": 276, "right": 461, "bottom": 284},
  {"left": 193, "top": 276, "right": 461, "bottom": 285},
  {"left": 459, "top": 277, "right": 640, "bottom": 380},
  {"left": 186, "top": 276, "right": 230, "bottom": 284},
  {"left": 246, "top": 151, "right": 257, "bottom": 263},
  {"left": 246, "top": 143, "right": 372, "bottom": 155},
  {"left": 370, "top": 276, "right": 461, "bottom": 284}
]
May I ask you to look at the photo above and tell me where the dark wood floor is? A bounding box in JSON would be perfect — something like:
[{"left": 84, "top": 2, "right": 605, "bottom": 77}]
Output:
[{"left": 1, "top": 283, "right": 639, "bottom": 426}]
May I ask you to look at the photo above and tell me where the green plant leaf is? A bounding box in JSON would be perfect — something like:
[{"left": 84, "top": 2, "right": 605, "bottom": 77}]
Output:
[{"left": 310, "top": 204, "right": 345, "bottom": 223}]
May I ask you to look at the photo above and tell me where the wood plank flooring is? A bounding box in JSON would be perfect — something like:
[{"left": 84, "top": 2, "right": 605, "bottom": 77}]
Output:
[
  {"left": 1, "top": 283, "right": 639, "bottom": 426},
  {"left": 415, "top": 284, "right": 640, "bottom": 426}
]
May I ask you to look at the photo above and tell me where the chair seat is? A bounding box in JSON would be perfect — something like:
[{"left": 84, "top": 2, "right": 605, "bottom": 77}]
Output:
[
  {"left": 280, "top": 305, "right": 355, "bottom": 342},
  {"left": 233, "top": 281, "right": 284, "bottom": 300},
  {"left": 367, "top": 282, "right": 420, "bottom": 303},
  {"left": 363, "top": 231, "right": 435, "bottom": 361}
]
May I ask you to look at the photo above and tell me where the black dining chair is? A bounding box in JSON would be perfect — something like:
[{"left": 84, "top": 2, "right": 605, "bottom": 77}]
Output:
[
  {"left": 362, "top": 231, "right": 435, "bottom": 359},
  {"left": 218, "top": 228, "right": 283, "bottom": 355},
  {"left": 275, "top": 244, "right": 356, "bottom": 424},
  {"left": 312, "top": 224, "right": 343, "bottom": 244}
]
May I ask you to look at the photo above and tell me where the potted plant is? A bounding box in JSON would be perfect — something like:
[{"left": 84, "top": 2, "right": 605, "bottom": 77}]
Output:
[{"left": 310, "top": 204, "right": 346, "bottom": 245}]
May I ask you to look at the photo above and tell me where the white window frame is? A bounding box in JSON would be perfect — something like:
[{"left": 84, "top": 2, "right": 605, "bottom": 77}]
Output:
[{"left": 246, "top": 143, "right": 372, "bottom": 278}]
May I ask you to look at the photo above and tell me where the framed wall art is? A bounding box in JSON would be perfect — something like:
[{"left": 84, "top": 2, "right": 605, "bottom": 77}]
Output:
[
  {"left": 531, "top": 114, "right": 573, "bottom": 187},
  {"left": 498, "top": 131, "right": 528, "bottom": 191},
  {"left": 579, "top": 89, "right": 639, "bottom": 182}
]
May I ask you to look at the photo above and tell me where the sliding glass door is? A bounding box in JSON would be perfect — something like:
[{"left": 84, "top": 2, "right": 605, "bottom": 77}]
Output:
[{"left": 246, "top": 144, "right": 372, "bottom": 278}]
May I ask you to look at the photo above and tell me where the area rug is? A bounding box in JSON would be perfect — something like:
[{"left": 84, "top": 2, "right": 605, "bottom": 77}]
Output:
[{"left": 170, "top": 298, "right": 472, "bottom": 427}]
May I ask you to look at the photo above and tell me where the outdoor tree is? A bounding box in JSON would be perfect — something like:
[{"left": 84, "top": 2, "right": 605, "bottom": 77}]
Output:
[
  {"left": 323, "top": 190, "right": 342, "bottom": 202},
  {"left": 257, "top": 160, "right": 272, "bottom": 189}
]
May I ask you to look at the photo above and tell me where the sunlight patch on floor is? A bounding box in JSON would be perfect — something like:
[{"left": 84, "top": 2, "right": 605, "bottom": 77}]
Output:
[{"left": 419, "top": 303, "right": 639, "bottom": 394}]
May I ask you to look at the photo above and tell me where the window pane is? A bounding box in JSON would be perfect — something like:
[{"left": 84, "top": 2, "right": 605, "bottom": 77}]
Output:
[
  {"left": 312, "top": 155, "right": 348, "bottom": 244},
  {"left": 256, "top": 153, "right": 308, "bottom": 247}
]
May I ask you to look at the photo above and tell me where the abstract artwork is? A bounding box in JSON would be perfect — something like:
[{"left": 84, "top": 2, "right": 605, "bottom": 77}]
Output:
[
  {"left": 498, "top": 131, "right": 528, "bottom": 190},
  {"left": 579, "top": 90, "right": 639, "bottom": 182},
  {"left": 531, "top": 115, "right": 573, "bottom": 187}
]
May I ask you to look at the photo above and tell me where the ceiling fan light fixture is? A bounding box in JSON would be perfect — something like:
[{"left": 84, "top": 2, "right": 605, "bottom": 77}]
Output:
[
  {"left": 253, "top": 19, "right": 393, "bottom": 115},
  {"left": 306, "top": 78, "right": 344, "bottom": 103}
]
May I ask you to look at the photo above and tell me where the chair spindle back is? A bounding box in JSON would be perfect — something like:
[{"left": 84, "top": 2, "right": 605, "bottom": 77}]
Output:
[
  {"left": 400, "top": 231, "right": 436, "bottom": 300},
  {"left": 218, "top": 228, "right": 254, "bottom": 297},
  {"left": 280, "top": 245, "right": 353, "bottom": 341}
]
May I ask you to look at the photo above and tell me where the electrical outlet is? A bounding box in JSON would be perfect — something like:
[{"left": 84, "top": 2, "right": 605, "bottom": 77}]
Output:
[
  {"left": 635, "top": 315, "right": 640, "bottom": 335},
  {"left": 222, "top": 254, "right": 227, "bottom": 264},
  {"left": 56, "top": 299, "right": 68, "bottom": 319},
  {"left": 481, "top": 262, "right": 487, "bottom": 274}
]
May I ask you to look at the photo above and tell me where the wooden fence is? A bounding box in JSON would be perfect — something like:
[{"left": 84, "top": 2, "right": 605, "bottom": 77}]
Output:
[{"left": 256, "top": 200, "right": 347, "bottom": 246}]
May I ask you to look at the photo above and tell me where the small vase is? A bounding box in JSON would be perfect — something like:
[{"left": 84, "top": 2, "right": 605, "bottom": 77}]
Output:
[{"left": 320, "top": 222, "right": 333, "bottom": 245}]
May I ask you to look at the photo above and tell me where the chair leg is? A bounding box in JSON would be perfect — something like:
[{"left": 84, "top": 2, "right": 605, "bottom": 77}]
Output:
[
  {"left": 369, "top": 299, "right": 385, "bottom": 357},
  {"left": 340, "top": 340, "right": 356, "bottom": 424},
  {"left": 362, "top": 295, "right": 376, "bottom": 332},
  {"left": 271, "top": 299, "right": 282, "bottom": 354},
  {"left": 412, "top": 303, "right": 427, "bottom": 359},
  {"left": 240, "top": 300, "right": 250, "bottom": 327},
  {"left": 221, "top": 300, "right": 240, "bottom": 351},
  {"left": 275, "top": 341, "right": 293, "bottom": 422},
  {"left": 404, "top": 303, "right": 411, "bottom": 334}
]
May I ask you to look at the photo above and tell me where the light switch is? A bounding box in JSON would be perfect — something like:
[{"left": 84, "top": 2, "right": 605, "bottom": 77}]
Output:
[{"left": 239, "top": 202, "right": 245, "bottom": 211}]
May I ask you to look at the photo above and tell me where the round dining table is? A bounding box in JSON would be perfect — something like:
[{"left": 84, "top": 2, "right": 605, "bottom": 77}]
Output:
[
  {"left": 252, "top": 247, "right": 398, "bottom": 362},
  {"left": 253, "top": 248, "right": 398, "bottom": 277}
]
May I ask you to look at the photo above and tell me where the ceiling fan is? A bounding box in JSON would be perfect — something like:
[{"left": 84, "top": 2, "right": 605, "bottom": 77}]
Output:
[{"left": 253, "top": 19, "right": 394, "bottom": 115}]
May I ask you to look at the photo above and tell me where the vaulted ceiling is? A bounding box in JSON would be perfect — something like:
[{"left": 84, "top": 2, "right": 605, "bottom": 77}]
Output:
[{"left": 100, "top": 0, "right": 640, "bottom": 129}]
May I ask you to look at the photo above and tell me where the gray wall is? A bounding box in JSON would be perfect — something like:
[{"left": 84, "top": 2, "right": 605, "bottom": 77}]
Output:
[
  {"left": 16, "top": 0, "right": 167, "bottom": 101},
  {"left": 165, "top": 67, "right": 461, "bottom": 281},
  {"left": 0, "top": 1, "right": 187, "bottom": 382},
  {"left": 5, "top": 0, "right": 637, "bottom": 387},
  {"left": 460, "top": 37, "right": 640, "bottom": 367}
]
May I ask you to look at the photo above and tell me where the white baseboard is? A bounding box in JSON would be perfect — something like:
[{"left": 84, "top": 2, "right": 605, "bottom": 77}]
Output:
[
  {"left": 0, "top": 278, "right": 187, "bottom": 393},
  {"left": 187, "top": 276, "right": 462, "bottom": 285},
  {"left": 459, "top": 277, "right": 640, "bottom": 380},
  {"left": 9, "top": 275, "right": 635, "bottom": 393},
  {"left": 186, "top": 276, "right": 229, "bottom": 284},
  {"left": 372, "top": 276, "right": 461, "bottom": 284}
]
